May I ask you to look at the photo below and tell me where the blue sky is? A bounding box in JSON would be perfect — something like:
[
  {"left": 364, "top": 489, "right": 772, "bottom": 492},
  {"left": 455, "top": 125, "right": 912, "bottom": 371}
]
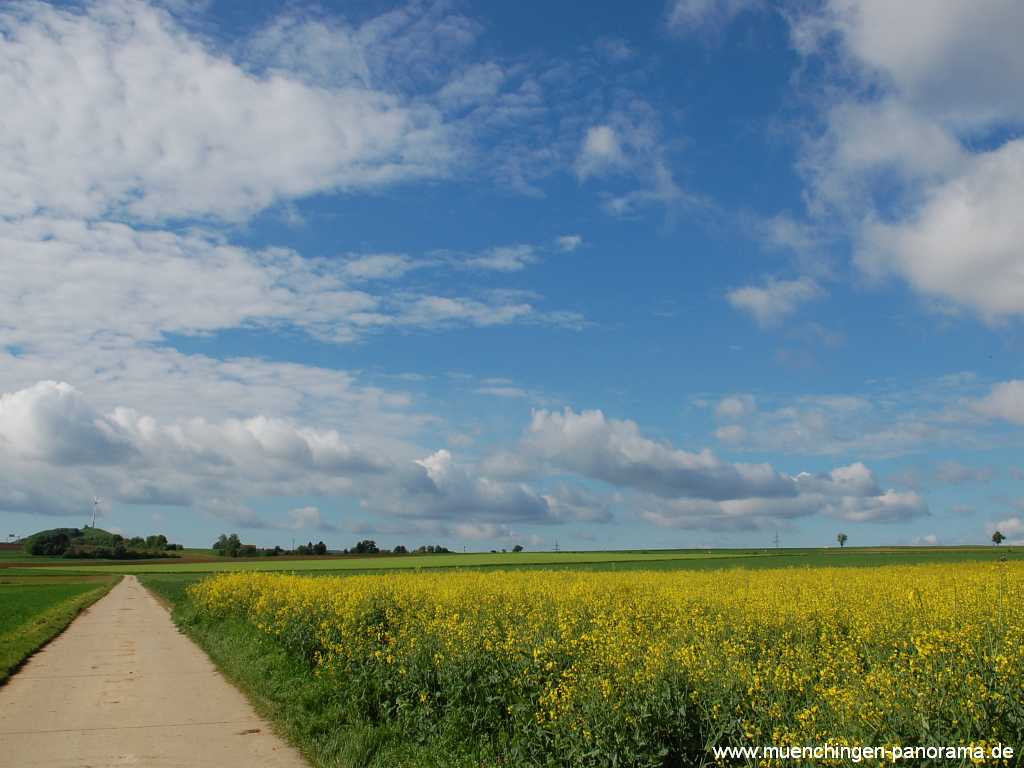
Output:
[{"left": 1, "top": 0, "right": 1023, "bottom": 550}]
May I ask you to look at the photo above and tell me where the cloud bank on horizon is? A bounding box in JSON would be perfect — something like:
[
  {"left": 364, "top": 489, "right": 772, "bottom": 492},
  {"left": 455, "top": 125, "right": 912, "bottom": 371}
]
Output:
[{"left": 1, "top": 0, "right": 1022, "bottom": 548}]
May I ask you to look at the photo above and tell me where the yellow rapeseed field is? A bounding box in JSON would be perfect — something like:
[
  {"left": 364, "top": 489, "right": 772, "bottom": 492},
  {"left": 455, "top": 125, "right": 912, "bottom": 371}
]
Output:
[{"left": 188, "top": 563, "right": 1024, "bottom": 766}]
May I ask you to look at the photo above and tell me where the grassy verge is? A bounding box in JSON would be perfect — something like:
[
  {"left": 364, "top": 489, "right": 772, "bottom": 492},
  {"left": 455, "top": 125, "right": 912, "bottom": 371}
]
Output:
[
  {"left": 141, "top": 574, "right": 480, "bottom": 768},
  {"left": 0, "top": 574, "right": 120, "bottom": 682}
]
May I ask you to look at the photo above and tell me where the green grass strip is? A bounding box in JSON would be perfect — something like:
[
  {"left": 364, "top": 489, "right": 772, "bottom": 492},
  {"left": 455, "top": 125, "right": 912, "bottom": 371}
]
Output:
[{"left": 0, "top": 576, "right": 120, "bottom": 683}]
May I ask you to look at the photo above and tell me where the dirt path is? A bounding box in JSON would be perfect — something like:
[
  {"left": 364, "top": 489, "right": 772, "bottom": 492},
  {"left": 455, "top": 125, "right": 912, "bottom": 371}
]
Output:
[{"left": 0, "top": 575, "right": 309, "bottom": 768}]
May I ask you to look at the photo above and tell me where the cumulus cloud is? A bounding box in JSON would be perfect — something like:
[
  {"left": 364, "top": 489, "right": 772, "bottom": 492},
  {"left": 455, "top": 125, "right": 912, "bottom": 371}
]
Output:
[
  {"left": 794, "top": 462, "right": 882, "bottom": 498},
  {"left": 0, "top": 381, "right": 135, "bottom": 465},
  {"left": 516, "top": 408, "right": 929, "bottom": 533},
  {"left": 0, "top": 0, "right": 452, "bottom": 223},
  {"left": 857, "top": 142, "right": 1024, "bottom": 318},
  {"left": 0, "top": 380, "right": 390, "bottom": 518},
  {"left": 384, "top": 449, "right": 607, "bottom": 529},
  {"left": 792, "top": 0, "right": 1024, "bottom": 319},
  {"left": 526, "top": 408, "right": 798, "bottom": 500},
  {"left": 0, "top": 380, "right": 935, "bottom": 535},
  {"left": 726, "top": 277, "right": 824, "bottom": 327},
  {"left": 973, "top": 380, "right": 1024, "bottom": 426},
  {"left": 638, "top": 464, "right": 926, "bottom": 531},
  {"left": 794, "top": 0, "right": 1024, "bottom": 131}
]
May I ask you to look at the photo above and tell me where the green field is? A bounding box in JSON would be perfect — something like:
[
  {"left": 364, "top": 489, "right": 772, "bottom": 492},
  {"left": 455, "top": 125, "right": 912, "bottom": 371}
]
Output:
[
  {"left": 12, "top": 544, "right": 1020, "bottom": 576},
  {"left": 0, "top": 573, "right": 120, "bottom": 682}
]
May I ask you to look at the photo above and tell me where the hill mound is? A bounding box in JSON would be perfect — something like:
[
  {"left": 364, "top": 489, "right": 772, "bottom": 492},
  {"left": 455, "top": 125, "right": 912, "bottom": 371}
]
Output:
[{"left": 22, "top": 527, "right": 179, "bottom": 560}]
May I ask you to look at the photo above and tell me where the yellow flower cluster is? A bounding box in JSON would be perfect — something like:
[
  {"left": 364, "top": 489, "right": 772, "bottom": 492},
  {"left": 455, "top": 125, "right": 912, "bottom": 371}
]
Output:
[{"left": 188, "top": 562, "right": 1024, "bottom": 766}]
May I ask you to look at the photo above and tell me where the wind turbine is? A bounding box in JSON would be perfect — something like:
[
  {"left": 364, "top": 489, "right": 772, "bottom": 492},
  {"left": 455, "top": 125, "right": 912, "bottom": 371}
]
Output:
[{"left": 90, "top": 497, "right": 101, "bottom": 529}]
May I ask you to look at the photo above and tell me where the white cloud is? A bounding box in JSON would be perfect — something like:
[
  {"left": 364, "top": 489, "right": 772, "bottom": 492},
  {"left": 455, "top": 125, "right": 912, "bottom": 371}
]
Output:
[
  {"left": 803, "top": 100, "right": 966, "bottom": 215},
  {"left": 822, "top": 489, "right": 928, "bottom": 523},
  {"left": 575, "top": 125, "right": 628, "bottom": 180},
  {"left": 0, "top": 380, "right": 936, "bottom": 535},
  {"left": 796, "top": 0, "right": 1024, "bottom": 131},
  {"left": 667, "top": 0, "right": 759, "bottom": 33},
  {"left": 792, "top": 1, "right": 1024, "bottom": 319},
  {"left": 399, "top": 449, "right": 554, "bottom": 523},
  {"left": 464, "top": 245, "right": 538, "bottom": 272},
  {"left": 715, "top": 394, "right": 757, "bottom": 420},
  {"left": 574, "top": 105, "right": 691, "bottom": 217},
  {"left": 0, "top": 381, "right": 135, "bottom": 465},
  {"left": 556, "top": 234, "right": 583, "bottom": 252},
  {"left": 0, "top": 218, "right": 579, "bottom": 354},
  {"left": 973, "top": 380, "right": 1024, "bottom": 425},
  {"left": 286, "top": 506, "right": 338, "bottom": 532},
  {"left": 0, "top": 0, "right": 453, "bottom": 223},
  {"left": 341, "top": 254, "right": 419, "bottom": 281},
  {"left": 438, "top": 63, "right": 506, "bottom": 111},
  {"left": 0, "top": 380, "right": 393, "bottom": 519},
  {"left": 526, "top": 408, "right": 798, "bottom": 500},
  {"left": 637, "top": 477, "right": 926, "bottom": 531},
  {"left": 795, "top": 462, "right": 882, "bottom": 498},
  {"left": 542, "top": 485, "right": 614, "bottom": 524},
  {"left": 701, "top": 381, "right": 993, "bottom": 459},
  {"left": 857, "top": 141, "right": 1024, "bottom": 319},
  {"left": 726, "top": 277, "right": 824, "bottom": 327}
]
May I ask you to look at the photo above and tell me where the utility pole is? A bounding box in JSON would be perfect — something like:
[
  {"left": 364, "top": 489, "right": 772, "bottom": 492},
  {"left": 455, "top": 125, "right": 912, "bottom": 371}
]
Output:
[
  {"left": 554, "top": 538, "right": 560, "bottom": 553},
  {"left": 773, "top": 529, "right": 780, "bottom": 549}
]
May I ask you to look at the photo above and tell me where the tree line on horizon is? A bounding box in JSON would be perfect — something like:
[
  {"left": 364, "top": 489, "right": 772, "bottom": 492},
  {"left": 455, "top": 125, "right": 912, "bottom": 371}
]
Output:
[{"left": 211, "top": 534, "right": 526, "bottom": 558}]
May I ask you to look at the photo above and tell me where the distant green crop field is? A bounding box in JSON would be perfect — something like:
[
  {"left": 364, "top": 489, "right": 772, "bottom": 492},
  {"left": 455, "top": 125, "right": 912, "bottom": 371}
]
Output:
[
  {"left": 23, "top": 545, "right": 1022, "bottom": 576},
  {"left": 0, "top": 550, "right": 70, "bottom": 564},
  {"left": 30, "top": 550, "right": 764, "bottom": 574}
]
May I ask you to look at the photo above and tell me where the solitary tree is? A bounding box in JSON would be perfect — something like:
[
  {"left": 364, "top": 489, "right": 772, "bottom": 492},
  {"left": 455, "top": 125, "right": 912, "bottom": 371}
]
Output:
[
  {"left": 512, "top": 544, "right": 524, "bottom": 553},
  {"left": 992, "top": 530, "right": 1006, "bottom": 546},
  {"left": 837, "top": 533, "right": 848, "bottom": 548}
]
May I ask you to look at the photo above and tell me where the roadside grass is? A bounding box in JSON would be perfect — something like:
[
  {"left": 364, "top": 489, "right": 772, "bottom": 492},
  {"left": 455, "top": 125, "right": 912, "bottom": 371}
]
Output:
[
  {"left": 0, "top": 573, "right": 120, "bottom": 682},
  {"left": 142, "top": 574, "right": 480, "bottom": 768}
]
